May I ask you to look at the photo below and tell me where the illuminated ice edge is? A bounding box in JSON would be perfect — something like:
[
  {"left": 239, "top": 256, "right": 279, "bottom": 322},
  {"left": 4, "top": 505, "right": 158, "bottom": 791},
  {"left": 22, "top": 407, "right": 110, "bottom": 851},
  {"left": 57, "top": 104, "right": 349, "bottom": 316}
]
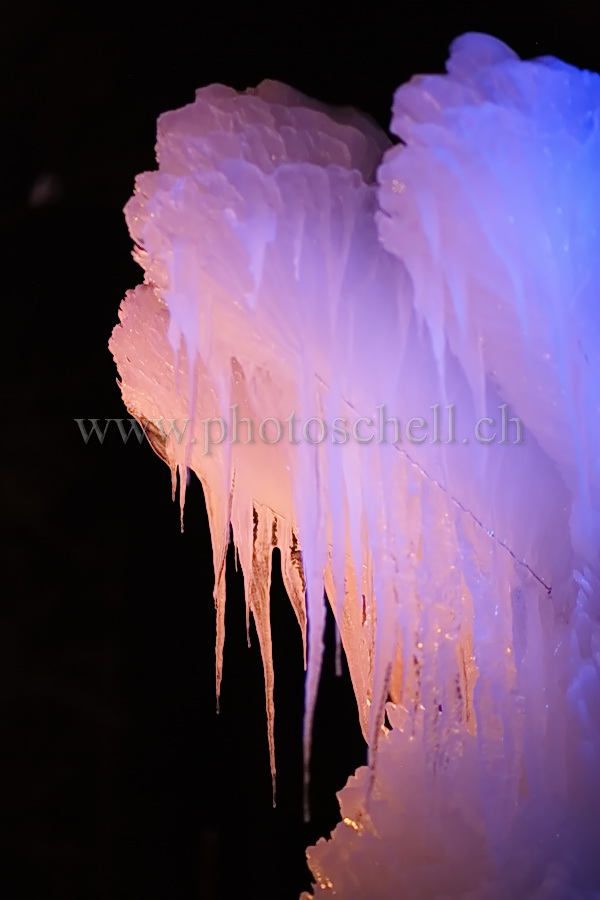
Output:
[{"left": 109, "top": 33, "right": 600, "bottom": 899}]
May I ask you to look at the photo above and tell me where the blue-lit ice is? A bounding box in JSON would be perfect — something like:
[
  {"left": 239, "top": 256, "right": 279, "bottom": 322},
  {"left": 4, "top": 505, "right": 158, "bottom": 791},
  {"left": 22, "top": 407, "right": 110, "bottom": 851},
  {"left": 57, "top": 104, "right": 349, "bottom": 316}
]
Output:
[{"left": 110, "top": 33, "right": 600, "bottom": 898}]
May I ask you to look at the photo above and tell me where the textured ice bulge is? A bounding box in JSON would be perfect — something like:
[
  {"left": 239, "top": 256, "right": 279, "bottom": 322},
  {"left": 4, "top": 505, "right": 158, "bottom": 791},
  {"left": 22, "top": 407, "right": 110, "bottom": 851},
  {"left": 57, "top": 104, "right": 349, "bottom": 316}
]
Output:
[{"left": 110, "top": 34, "right": 600, "bottom": 899}]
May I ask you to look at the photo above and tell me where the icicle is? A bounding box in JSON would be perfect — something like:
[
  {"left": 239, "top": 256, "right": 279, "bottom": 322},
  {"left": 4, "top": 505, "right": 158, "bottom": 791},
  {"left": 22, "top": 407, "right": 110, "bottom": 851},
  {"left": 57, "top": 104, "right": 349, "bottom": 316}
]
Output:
[
  {"left": 248, "top": 504, "right": 278, "bottom": 803},
  {"left": 209, "top": 470, "right": 234, "bottom": 710}
]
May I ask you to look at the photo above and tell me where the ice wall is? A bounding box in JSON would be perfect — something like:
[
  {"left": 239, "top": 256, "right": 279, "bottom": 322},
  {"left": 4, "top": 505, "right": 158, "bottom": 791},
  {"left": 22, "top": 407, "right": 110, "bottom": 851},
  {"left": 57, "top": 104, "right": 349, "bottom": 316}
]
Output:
[{"left": 110, "top": 33, "right": 600, "bottom": 898}]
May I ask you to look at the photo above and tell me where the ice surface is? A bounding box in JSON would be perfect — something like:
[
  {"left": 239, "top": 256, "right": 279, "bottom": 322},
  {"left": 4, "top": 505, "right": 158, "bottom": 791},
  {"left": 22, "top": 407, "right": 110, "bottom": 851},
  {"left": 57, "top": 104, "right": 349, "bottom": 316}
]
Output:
[
  {"left": 112, "top": 80, "right": 398, "bottom": 803},
  {"left": 110, "top": 33, "right": 600, "bottom": 899}
]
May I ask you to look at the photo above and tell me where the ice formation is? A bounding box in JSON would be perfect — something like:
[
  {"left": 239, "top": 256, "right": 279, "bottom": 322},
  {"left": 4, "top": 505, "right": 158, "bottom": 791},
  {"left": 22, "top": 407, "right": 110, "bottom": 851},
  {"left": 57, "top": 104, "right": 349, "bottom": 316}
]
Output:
[{"left": 110, "top": 33, "right": 600, "bottom": 898}]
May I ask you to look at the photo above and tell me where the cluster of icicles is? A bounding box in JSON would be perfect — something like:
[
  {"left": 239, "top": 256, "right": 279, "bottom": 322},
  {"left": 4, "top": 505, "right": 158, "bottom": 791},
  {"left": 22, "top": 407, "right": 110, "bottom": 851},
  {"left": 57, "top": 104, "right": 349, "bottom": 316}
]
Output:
[{"left": 110, "top": 33, "right": 600, "bottom": 898}]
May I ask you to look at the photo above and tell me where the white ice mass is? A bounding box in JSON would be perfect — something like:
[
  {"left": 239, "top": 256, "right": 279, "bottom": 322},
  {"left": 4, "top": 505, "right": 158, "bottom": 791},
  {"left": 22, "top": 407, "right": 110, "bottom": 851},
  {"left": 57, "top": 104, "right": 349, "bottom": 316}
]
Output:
[{"left": 109, "top": 32, "right": 600, "bottom": 898}]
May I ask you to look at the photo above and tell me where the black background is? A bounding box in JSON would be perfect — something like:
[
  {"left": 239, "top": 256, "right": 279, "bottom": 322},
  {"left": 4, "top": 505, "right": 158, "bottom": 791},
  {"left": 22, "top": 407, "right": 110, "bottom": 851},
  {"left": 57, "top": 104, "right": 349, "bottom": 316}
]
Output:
[{"left": 2, "top": 3, "right": 599, "bottom": 899}]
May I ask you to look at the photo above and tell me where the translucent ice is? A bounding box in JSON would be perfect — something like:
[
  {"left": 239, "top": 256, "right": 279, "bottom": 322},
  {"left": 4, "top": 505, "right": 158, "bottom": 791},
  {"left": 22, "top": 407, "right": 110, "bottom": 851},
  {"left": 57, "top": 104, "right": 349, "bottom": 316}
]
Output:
[{"left": 110, "top": 33, "right": 600, "bottom": 898}]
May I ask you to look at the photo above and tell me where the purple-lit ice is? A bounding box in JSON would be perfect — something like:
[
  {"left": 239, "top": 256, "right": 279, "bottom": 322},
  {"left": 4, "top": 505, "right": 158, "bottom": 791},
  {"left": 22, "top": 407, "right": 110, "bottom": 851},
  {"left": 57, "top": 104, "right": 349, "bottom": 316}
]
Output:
[{"left": 110, "top": 33, "right": 600, "bottom": 898}]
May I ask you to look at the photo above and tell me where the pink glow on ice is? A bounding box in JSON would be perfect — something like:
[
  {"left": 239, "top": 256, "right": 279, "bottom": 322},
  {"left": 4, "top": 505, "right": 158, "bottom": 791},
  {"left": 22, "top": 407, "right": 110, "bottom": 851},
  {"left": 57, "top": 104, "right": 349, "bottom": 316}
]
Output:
[{"left": 110, "top": 33, "right": 600, "bottom": 898}]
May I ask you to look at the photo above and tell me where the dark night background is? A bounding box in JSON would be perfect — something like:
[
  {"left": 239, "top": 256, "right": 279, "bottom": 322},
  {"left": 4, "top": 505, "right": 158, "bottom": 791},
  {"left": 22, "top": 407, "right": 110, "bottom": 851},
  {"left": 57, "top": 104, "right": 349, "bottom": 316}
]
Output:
[{"left": 2, "top": 3, "right": 599, "bottom": 899}]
